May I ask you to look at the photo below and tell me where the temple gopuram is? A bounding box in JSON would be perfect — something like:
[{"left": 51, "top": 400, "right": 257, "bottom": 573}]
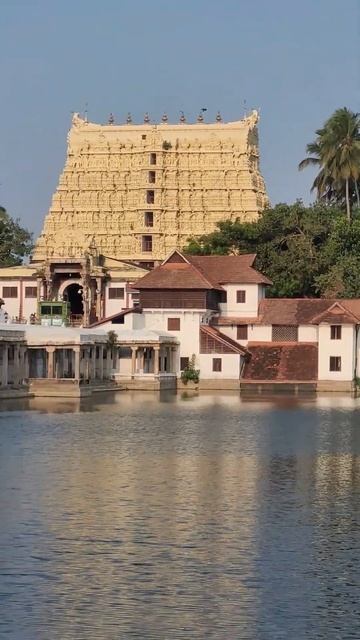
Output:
[{"left": 1, "top": 110, "right": 268, "bottom": 326}]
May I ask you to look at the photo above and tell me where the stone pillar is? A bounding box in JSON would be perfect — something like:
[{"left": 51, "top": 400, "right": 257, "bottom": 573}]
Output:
[
  {"left": 1, "top": 344, "right": 8, "bottom": 387},
  {"left": 54, "top": 349, "right": 59, "bottom": 378},
  {"left": 131, "top": 346, "right": 137, "bottom": 376},
  {"left": 82, "top": 281, "right": 90, "bottom": 327},
  {"left": 139, "top": 347, "right": 145, "bottom": 374},
  {"left": 13, "top": 344, "right": 21, "bottom": 385},
  {"left": 96, "top": 277, "right": 102, "bottom": 321},
  {"left": 23, "top": 347, "right": 29, "bottom": 380},
  {"left": 84, "top": 348, "right": 90, "bottom": 380},
  {"left": 154, "top": 346, "right": 160, "bottom": 375},
  {"left": 91, "top": 346, "right": 97, "bottom": 380},
  {"left": 74, "top": 346, "right": 81, "bottom": 380},
  {"left": 106, "top": 347, "right": 112, "bottom": 379},
  {"left": 99, "top": 345, "right": 104, "bottom": 380},
  {"left": 172, "top": 347, "right": 176, "bottom": 374},
  {"left": 47, "top": 347, "right": 55, "bottom": 379},
  {"left": 19, "top": 346, "right": 26, "bottom": 383},
  {"left": 37, "top": 277, "right": 42, "bottom": 302}
]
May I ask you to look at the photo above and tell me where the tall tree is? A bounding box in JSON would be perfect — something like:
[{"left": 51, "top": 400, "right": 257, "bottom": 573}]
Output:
[
  {"left": 0, "top": 207, "right": 33, "bottom": 266},
  {"left": 183, "top": 202, "right": 360, "bottom": 298},
  {"left": 299, "top": 108, "right": 360, "bottom": 220}
]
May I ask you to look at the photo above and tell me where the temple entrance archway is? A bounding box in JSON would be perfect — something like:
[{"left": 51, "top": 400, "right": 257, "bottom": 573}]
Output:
[{"left": 63, "top": 283, "right": 84, "bottom": 316}]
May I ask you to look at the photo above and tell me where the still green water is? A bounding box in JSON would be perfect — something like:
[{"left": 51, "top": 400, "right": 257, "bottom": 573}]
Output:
[{"left": 0, "top": 391, "right": 360, "bottom": 639}]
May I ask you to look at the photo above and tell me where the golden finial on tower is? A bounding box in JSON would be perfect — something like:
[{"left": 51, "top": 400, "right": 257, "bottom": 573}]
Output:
[{"left": 197, "top": 108, "right": 207, "bottom": 123}]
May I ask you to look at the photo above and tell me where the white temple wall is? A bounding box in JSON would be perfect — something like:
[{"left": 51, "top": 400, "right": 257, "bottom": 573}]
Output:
[
  {"left": 318, "top": 324, "right": 355, "bottom": 381},
  {"left": 199, "top": 354, "right": 241, "bottom": 379}
]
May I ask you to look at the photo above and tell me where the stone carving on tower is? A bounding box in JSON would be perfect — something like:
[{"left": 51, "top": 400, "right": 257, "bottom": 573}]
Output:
[{"left": 32, "top": 110, "right": 269, "bottom": 266}]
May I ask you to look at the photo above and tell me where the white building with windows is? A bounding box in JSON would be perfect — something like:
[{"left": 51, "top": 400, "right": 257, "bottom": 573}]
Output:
[
  {"left": 2, "top": 250, "right": 360, "bottom": 393},
  {"left": 93, "top": 250, "right": 360, "bottom": 392}
]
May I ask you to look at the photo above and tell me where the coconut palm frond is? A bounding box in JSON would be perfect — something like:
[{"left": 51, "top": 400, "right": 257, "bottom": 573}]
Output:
[
  {"left": 298, "top": 157, "right": 320, "bottom": 171},
  {"left": 299, "top": 108, "right": 360, "bottom": 220}
]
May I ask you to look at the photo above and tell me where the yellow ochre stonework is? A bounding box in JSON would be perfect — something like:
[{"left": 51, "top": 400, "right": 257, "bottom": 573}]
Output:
[{"left": 32, "top": 110, "right": 268, "bottom": 265}]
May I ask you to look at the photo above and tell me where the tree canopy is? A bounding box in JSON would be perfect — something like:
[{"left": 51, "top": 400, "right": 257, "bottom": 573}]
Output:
[
  {"left": 184, "top": 202, "right": 360, "bottom": 298},
  {"left": 299, "top": 107, "right": 360, "bottom": 221},
  {"left": 0, "top": 207, "right": 33, "bottom": 267}
]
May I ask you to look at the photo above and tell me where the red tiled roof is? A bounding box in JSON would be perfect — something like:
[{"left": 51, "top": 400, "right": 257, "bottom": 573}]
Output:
[
  {"left": 134, "top": 261, "right": 217, "bottom": 290},
  {"left": 187, "top": 254, "right": 272, "bottom": 285},
  {"left": 258, "top": 299, "right": 360, "bottom": 325},
  {"left": 200, "top": 325, "right": 250, "bottom": 356},
  {"left": 135, "top": 250, "right": 272, "bottom": 290},
  {"left": 310, "top": 301, "right": 360, "bottom": 325},
  {"left": 243, "top": 342, "right": 318, "bottom": 381}
]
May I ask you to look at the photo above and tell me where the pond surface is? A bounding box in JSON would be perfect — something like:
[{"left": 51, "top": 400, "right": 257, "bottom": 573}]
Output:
[{"left": 1, "top": 391, "right": 360, "bottom": 639}]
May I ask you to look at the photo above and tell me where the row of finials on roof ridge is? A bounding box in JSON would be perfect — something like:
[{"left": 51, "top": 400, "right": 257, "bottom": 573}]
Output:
[{"left": 106, "top": 111, "right": 224, "bottom": 125}]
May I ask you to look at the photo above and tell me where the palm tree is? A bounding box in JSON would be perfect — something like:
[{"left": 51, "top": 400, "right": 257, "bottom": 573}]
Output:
[{"left": 299, "top": 108, "right": 360, "bottom": 221}]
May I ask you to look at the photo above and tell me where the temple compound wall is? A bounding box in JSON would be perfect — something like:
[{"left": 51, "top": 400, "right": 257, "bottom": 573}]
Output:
[{"left": 32, "top": 110, "right": 268, "bottom": 267}]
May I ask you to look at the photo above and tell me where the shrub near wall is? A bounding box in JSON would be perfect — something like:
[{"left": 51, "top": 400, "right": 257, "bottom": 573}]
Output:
[{"left": 180, "top": 355, "right": 200, "bottom": 385}]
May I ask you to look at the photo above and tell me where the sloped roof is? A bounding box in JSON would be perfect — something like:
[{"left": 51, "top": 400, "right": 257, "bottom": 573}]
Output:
[
  {"left": 243, "top": 342, "right": 318, "bottom": 381},
  {"left": 258, "top": 299, "right": 360, "bottom": 325},
  {"left": 188, "top": 255, "right": 272, "bottom": 285},
  {"left": 200, "top": 325, "right": 250, "bottom": 355},
  {"left": 0, "top": 265, "right": 38, "bottom": 278},
  {"left": 89, "top": 308, "right": 141, "bottom": 327},
  {"left": 102, "top": 256, "right": 149, "bottom": 278},
  {"left": 310, "top": 301, "right": 360, "bottom": 325},
  {"left": 135, "top": 250, "right": 271, "bottom": 290},
  {"left": 135, "top": 261, "right": 216, "bottom": 290}
]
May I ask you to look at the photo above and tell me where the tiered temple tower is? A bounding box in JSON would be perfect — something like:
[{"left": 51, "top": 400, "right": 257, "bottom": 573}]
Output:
[{"left": 32, "top": 110, "right": 268, "bottom": 267}]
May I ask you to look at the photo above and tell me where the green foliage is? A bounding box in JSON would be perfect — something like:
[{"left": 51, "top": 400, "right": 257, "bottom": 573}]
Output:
[
  {"left": 181, "top": 354, "right": 200, "bottom": 385},
  {"left": 0, "top": 207, "right": 33, "bottom": 266},
  {"left": 299, "top": 107, "right": 360, "bottom": 220},
  {"left": 162, "top": 141, "right": 172, "bottom": 150},
  {"left": 184, "top": 201, "right": 360, "bottom": 298}
]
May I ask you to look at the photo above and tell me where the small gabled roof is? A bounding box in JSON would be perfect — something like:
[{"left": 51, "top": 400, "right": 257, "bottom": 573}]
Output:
[
  {"left": 310, "top": 301, "right": 360, "bottom": 325},
  {"left": 258, "top": 298, "right": 360, "bottom": 326}
]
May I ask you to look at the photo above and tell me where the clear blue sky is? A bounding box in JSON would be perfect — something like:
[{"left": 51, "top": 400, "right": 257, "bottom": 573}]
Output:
[{"left": 0, "top": 0, "right": 359, "bottom": 236}]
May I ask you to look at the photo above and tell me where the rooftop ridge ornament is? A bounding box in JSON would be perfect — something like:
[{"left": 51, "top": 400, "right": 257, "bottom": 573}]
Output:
[
  {"left": 108, "top": 113, "right": 115, "bottom": 125},
  {"left": 216, "top": 111, "right": 222, "bottom": 122},
  {"left": 197, "top": 107, "right": 207, "bottom": 123},
  {"left": 143, "top": 112, "right": 150, "bottom": 123},
  {"left": 126, "top": 112, "right": 132, "bottom": 124},
  {"left": 179, "top": 111, "right": 186, "bottom": 123},
  {"left": 161, "top": 113, "right": 168, "bottom": 123}
]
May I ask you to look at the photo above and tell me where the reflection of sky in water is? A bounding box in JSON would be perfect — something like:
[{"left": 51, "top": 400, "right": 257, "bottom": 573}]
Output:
[{"left": 0, "top": 393, "right": 360, "bottom": 638}]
